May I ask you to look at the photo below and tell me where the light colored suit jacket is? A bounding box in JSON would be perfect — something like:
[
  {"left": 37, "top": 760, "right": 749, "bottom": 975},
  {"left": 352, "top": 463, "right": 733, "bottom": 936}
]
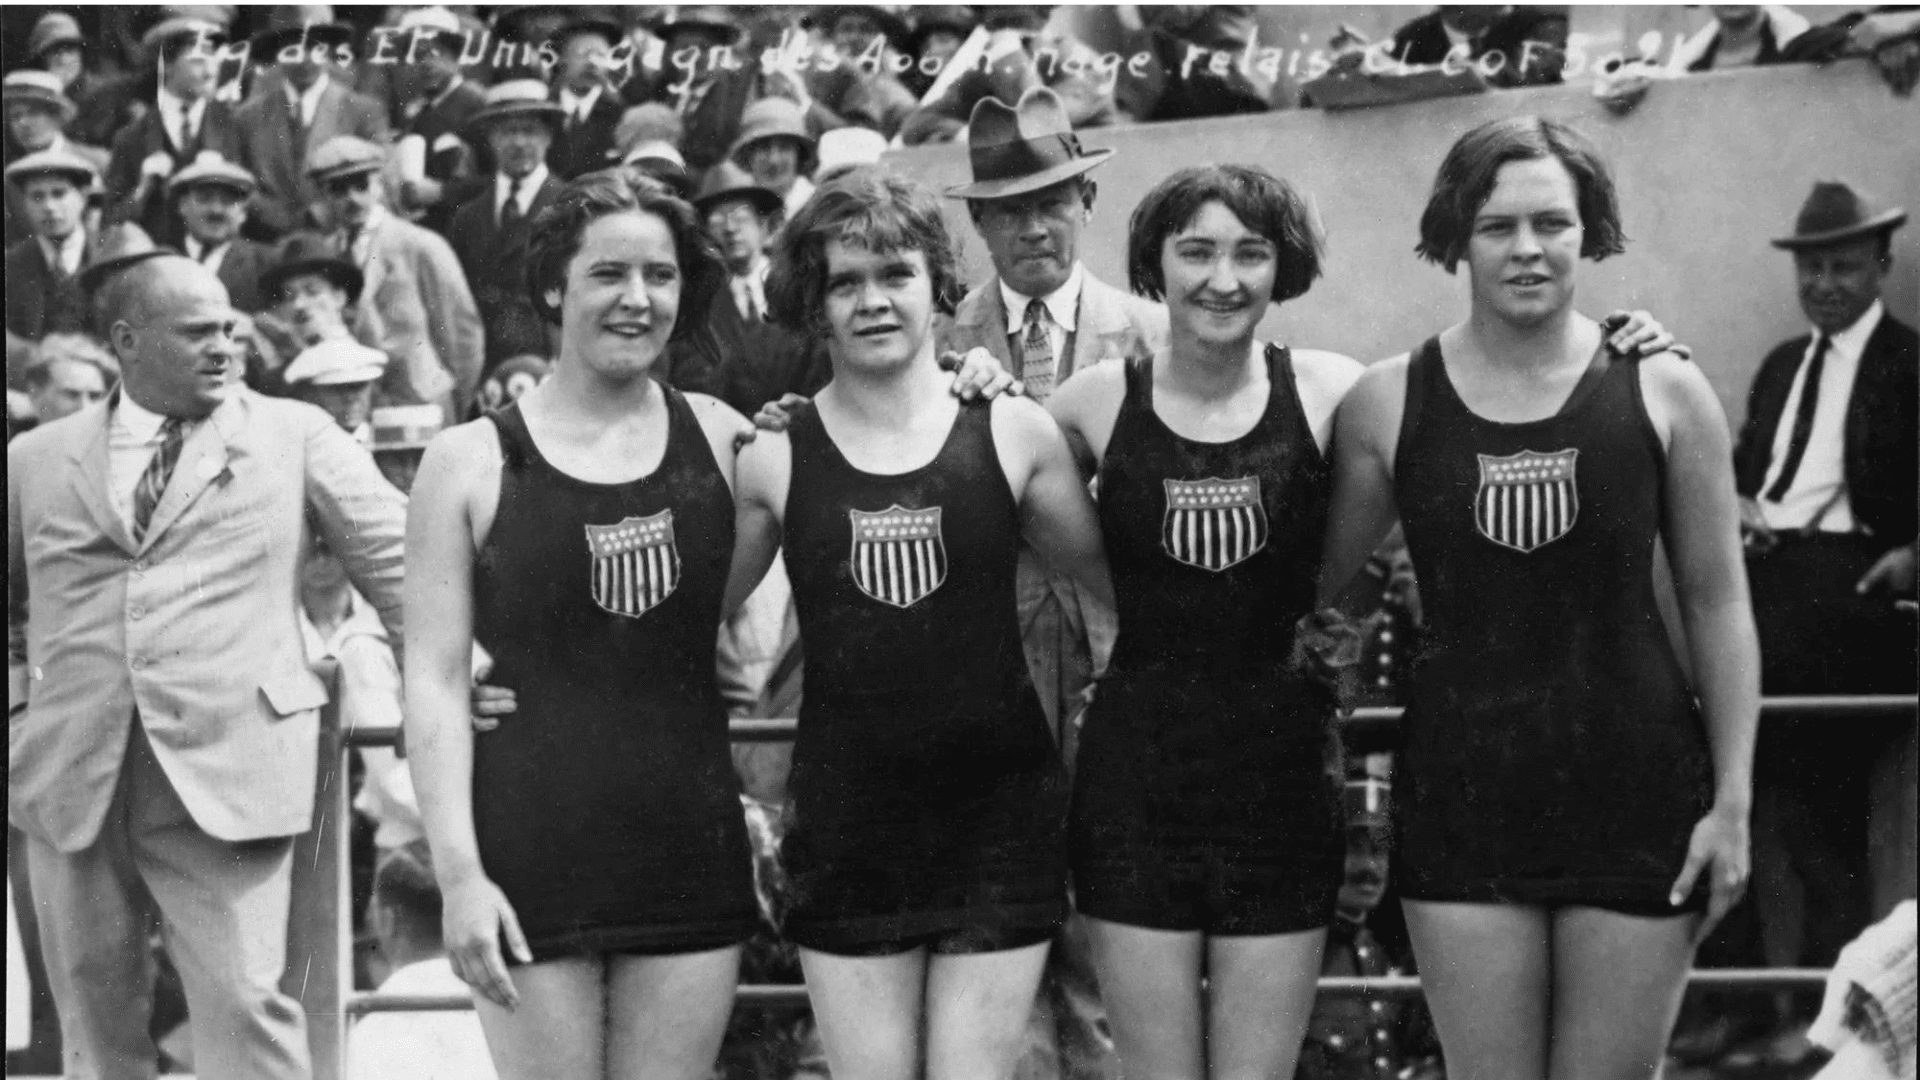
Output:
[
  {"left": 8, "top": 390, "right": 407, "bottom": 852},
  {"left": 234, "top": 79, "right": 392, "bottom": 237},
  {"left": 941, "top": 268, "right": 1165, "bottom": 746},
  {"left": 347, "top": 213, "right": 485, "bottom": 418}
]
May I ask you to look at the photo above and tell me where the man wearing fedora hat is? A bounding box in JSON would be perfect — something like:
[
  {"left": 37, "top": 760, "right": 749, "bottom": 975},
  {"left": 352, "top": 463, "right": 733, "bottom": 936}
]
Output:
[
  {"left": 1732, "top": 179, "right": 1916, "bottom": 1021},
  {"left": 309, "top": 134, "right": 483, "bottom": 421},
  {"left": 546, "top": 16, "right": 632, "bottom": 179},
  {"left": 167, "top": 151, "right": 275, "bottom": 313},
  {"left": 233, "top": 13, "right": 389, "bottom": 239},
  {"left": 5, "top": 70, "right": 110, "bottom": 249},
  {"left": 5, "top": 149, "right": 99, "bottom": 368},
  {"left": 103, "top": 18, "right": 244, "bottom": 247},
  {"left": 391, "top": 7, "right": 489, "bottom": 237},
  {"left": 450, "top": 81, "right": 567, "bottom": 371}
]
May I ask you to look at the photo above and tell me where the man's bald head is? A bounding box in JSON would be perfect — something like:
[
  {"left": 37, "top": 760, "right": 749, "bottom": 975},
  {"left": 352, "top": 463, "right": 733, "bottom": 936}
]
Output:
[{"left": 105, "top": 256, "right": 241, "bottom": 419}]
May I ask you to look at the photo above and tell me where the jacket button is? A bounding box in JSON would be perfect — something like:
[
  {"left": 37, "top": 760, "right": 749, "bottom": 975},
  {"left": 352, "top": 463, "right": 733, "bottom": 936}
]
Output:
[
  {"left": 131, "top": 657, "right": 147, "bottom": 671},
  {"left": 133, "top": 560, "right": 150, "bottom": 573},
  {"left": 129, "top": 606, "right": 145, "bottom": 620}
]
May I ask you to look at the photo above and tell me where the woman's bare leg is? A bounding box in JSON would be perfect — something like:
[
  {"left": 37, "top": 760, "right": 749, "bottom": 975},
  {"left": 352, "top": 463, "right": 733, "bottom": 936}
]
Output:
[
  {"left": 605, "top": 945, "right": 742, "bottom": 1080},
  {"left": 799, "top": 947, "right": 926, "bottom": 1080},
  {"left": 1402, "top": 900, "right": 1552, "bottom": 1080},
  {"left": 1548, "top": 906, "right": 1696, "bottom": 1080},
  {"left": 1206, "top": 928, "right": 1326, "bottom": 1080},
  {"left": 473, "top": 956, "right": 604, "bottom": 1080},
  {"left": 1084, "top": 918, "right": 1206, "bottom": 1080},
  {"left": 924, "top": 939, "right": 1052, "bottom": 1080}
]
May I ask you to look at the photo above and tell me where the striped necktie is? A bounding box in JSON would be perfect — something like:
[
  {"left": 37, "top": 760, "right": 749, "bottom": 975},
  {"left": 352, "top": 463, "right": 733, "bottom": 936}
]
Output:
[
  {"left": 1020, "top": 298, "right": 1057, "bottom": 401},
  {"left": 132, "top": 417, "right": 188, "bottom": 542}
]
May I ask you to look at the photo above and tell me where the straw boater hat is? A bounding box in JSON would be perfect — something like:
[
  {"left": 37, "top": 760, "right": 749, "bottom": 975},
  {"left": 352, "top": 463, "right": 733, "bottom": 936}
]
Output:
[
  {"left": 371, "top": 404, "right": 445, "bottom": 453},
  {"left": 693, "top": 161, "right": 784, "bottom": 218},
  {"left": 464, "top": 79, "right": 567, "bottom": 140},
  {"left": 262, "top": 231, "right": 364, "bottom": 304},
  {"left": 394, "top": 6, "right": 468, "bottom": 50},
  {"left": 652, "top": 5, "right": 742, "bottom": 45},
  {"left": 306, "top": 135, "right": 385, "bottom": 186},
  {"left": 944, "top": 86, "right": 1111, "bottom": 200},
  {"left": 1770, "top": 180, "right": 1908, "bottom": 250},
  {"left": 165, "top": 150, "right": 257, "bottom": 200},
  {"left": 282, "top": 338, "right": 388, "bottom": 386},
  {"left": 28, "top": 12, "right": 85, "bottom": 60},
  {"left": 816, "top": 126, "right": 890, "bottom": 173},
  {"left": 2, "top": 71, "right": 78, "bottom": 126},
  {"left": 77, "top": 224, "right": 176, "bottom": 298},
  {"left": 728, "top": 97, "right": 817, "bottom": 174},
  {"left": 141, "top": 16, "right": 229, "bottom": 59},
  {"left": 2, "top": 146, "right": 97, "bottom": 192}
]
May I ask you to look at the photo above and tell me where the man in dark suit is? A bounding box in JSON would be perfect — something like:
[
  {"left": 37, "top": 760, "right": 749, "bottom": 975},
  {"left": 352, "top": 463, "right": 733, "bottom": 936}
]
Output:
[
  {"left": 1386, "top": 5, "right": 1569, "bottom": 87},
  {"left": 392, "top": 6, "right": 488, "bottom": 237},
  {"left": 547, "top": 17, "right": 630, "bottom": 179},
  {"left": 4, "top": 149, "right": 97, "bottom": 366},
  {"left": 233, "top": 18, "right": 391, "bottom": 240},
  {"left": 166, "top": 152, "right": 277, "bottom": 314},
  {"left": 102, "top": 18, "right": 244, "bottom": 247},
  {"left": 5, "top": 70, "right": 111, "bottom": 250},
  {"left": 1732, "top": 179, "right": 1916, "bottom": 1007},
  {"left": 449, "top": 81, "right": 566, "bottom": 371},
  {"left": 647, "top": 7, "right": 843, "bottom": 176}
]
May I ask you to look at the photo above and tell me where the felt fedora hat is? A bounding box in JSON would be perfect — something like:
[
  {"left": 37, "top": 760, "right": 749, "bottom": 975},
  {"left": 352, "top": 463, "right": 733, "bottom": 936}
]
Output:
[
  {"left": 1, "top": 71, "right": 77, "bottom": 126},
  {"left": 77, "top": 223, "right": 177, "bottom": 298},
  {"left": 250, "top": 6, "right": 356, "bottom": 60},
  {"left": 262, "top": 231, "right": 364, "bottom": 305},
  {"left": 693, "top": 161, "right": 783, "bottom": 218},
  {"left": 945, "top": 86, "right": 1111, "bottom": 200},
  {"left": 1771, "top": 180, "right": 1908, "bottom": 249}
]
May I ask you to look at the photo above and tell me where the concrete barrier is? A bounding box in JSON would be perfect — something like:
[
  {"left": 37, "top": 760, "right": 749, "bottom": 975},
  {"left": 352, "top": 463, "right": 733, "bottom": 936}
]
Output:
[{"left": 883, "top": 60, "right": 1919, "bottom": 424}]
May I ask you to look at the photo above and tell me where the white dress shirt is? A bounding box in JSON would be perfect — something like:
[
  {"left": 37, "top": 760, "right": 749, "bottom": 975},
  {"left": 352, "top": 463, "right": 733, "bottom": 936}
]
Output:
[
  {"left": 558, "top": 84, "right": 602, "bottom": 125},
  {"left": 1000, "top": 260, "right": 1084, "bottom": 367},
  {"left": 1757, "top": 299, "right": 1884, "bottom": 533},
  {"left": 183, "top": 235, "right": 230, "bottom": 275},
  {"left": 494, "top": 163, "right": 547, "bottom": 223},
  {"left": 38, "top": 229, "right": 87, "bottom": 277},
  {"left": 109, "top": 392, "right": 194, "bottom": 530},
  {"left": 157, "top": 87, "right": 208, "bottom": 152},
  {"left": 283, "top": 72, "right": 330, "bottom": 128},
  {"left": 730, "top": 257, "right": 770, "bottom": 322}
]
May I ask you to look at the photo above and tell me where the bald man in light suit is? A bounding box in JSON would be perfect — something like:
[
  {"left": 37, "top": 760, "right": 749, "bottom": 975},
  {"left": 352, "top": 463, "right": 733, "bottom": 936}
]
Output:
[{"left": 7, "top": 254, "right": 407, "bottom": 1080}]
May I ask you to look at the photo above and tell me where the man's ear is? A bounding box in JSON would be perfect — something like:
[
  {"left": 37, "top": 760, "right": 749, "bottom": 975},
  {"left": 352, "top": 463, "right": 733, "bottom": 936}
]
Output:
[
  {"left": 1081, "top": 179, "right": 1098, "bottom": 220},
  {"left": 109, "top": 320, "right": 139, "bottom": 364}
]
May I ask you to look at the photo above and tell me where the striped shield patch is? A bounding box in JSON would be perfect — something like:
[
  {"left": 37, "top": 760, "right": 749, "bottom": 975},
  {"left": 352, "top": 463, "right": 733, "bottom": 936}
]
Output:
[
  {"left": 585, "top": 511, "right": 680, "bottom": 617},
  {"left": 848, "top": 505, "right": 946, "bottom": 609},
  {"left": 1161, "top": 477, "right": 1268, "bottom": 572},
  {"left": 1474, "top": 449, "right": 1580, "bottom": 553}
]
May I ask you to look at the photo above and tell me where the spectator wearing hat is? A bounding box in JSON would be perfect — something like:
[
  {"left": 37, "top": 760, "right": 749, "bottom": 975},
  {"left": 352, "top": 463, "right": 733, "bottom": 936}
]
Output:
[
  {"left": 449, "top": 81, "right": 566, "bottom": 372},
  {"left": 233, "top": 14, "right": 389, "bottom": 240},
  {"left": 26, "top": 13, "right": 88, "bottom": 94},
  {"left": 392, "top": 7, "right": 488, "bottom": 237},
  {"left": 731, "top": 97, "right": 818, "bottom": 221},
  {"left": 1734, "top": 181, "right": 1916, "bottom": 1029},
  {"left": 24, "top": 13, "right": 127, "bottom": 152},
  {"left": 899, "top": 6, "right": 1119, "bottom": 146},
  {"left": 5, "top": 149, "right": 99, "bottom": 370},
  {"left": 547, "top": 17, "right": 631, "bottom": 179},
  {"left": 901, "top": 5, "right": 980, "bottom": 100},
  {"left": 282, "top": 337, "right": 388, "bottom": 442},
  {"left": 802, "top": 6, "right": 920, "bottom": 141},
  {"left": 5, "top": 70, "right": 110, "bottom": 250},
  {"left": 167, "top": 151, "right": 275, "bottom": 312},
  {"left": 646, "top": 5, "right": 844, "bottom": 176},
  {"left": 263, "top": 229, "right": 364, "bottom": 349},
  {"left": 613, "top": 102, "right": 693, "bottom": 196},
  {"left": 1112, "top": 5, "right": 1301, "bottom": 122},
  {"left": 367, "top": 402, "right": 440, "bottom": 494},
  {"left": 103, "top": 17, "right": 243, "bottom": 246},
  {"left": 310, "top": 134, "right": 483, "bottom": 420},
  {"left": 690, "top": 161, "right": 829, "bottom": 415}
]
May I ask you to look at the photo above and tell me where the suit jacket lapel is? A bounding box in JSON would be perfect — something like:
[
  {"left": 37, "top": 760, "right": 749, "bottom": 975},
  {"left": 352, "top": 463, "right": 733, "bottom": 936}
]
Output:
[
  {"left": 1072, "top": 274, "right": 1131, "bottom": 371},
  {"left": 956, "top": 283, "right": 1016, "bottom": 366},
  {"left": 136, "top": 398, "right": 237, "bottom": 554},
  {"left": 65, "top": 404, "right": 138, "bottom": 555}
]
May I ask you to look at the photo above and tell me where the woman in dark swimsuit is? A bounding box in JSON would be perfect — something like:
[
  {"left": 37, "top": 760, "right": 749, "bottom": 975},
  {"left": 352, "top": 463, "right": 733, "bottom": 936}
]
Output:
[
  {"left": 1316, "top": 116, "right": 1759, "bottom": 1077},
  {"left": 404, "top": 169, "right": 760, "bottom": 1080},
  {"left": 726, "top": 166, "right": 1113, "bottom": 1080}
]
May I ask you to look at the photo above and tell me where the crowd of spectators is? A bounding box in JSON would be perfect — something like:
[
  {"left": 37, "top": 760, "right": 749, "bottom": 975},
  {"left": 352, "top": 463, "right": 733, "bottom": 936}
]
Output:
[{"left": 2, "top": 5, "right": 1914, "bottom": 1080}]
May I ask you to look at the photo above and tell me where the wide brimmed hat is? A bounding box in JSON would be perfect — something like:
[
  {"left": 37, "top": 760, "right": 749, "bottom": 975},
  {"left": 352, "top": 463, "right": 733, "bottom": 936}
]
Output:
[
  {"left": 371, "top": 404, "right": 444, "bottom": 452},
  {"left": 817, "top": 126, "right": 889, "bottom": 173},
  {"left": 1771, "top": 180, "right": 1908, "bottom": 249},
  {"left": 729, "top": 97, "right": 817, "bottom": 174},
  {"left": 945, "top": 86, "right": 1111, "bottom": 200},
  {"left": 652, "top": 5, "right": 742, "bottom": 44},
  {"left": 465, "top": 79, "right": 567, "bottom": 139},
  {"left": 306, "top": 135, "right": 386, "bottom": 184},
  {"left": 393, "top": 6, "right": 469, "bottom": 50},
  {"left": 283, "top": 338, "right": 388, "bottom": 386},
  {"left": 624, "top": 142, "right": 692, "bottom": 198},
  {"left": 1, "top": 71, "right": 77, "bottom": 126},
  {"left": 251, "top": 20, "right": 356, "bottom": 61},
  {"left": 28, "top": 13, "right": 85, "bottom": 59},
  {"left": 548, "top": 15, "right": 626, "bottom": 50},
  {"left": 693, "top": 161, "right": 784, "bottom": 218},
  {"left": 77, "top": 224, "right": 176, "bottom": 298},
  {"left": 141, "top": 17, "right": 229, "bottom": 59},
  {"left": 263, "top": 231, "right": 364, "bottom": 304},
  {"left": 807, "top": 6, "right": 912, "bottom": 48},
  {"left": 166, "top": 150, "right": 257, "bottom": 199},
  {"left": 4, "top": 146, "right": 98, "bottom": 191}
]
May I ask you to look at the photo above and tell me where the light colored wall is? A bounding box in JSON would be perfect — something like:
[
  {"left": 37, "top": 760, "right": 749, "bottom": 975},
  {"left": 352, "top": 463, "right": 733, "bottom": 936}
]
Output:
[{"left": 881, "top": 60, "right": 1919, "bottom": 426}]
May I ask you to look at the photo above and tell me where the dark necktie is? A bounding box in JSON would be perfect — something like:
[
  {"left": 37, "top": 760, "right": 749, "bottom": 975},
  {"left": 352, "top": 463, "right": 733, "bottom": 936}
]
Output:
[
  {"left": 501, "top": 177, "right": 524, "bottom": 232},
  {"left": 1020, "top": 298, "right": 1057, "bottom": 401},
  {"left": 1764, "top": 333, "right": 1829, "bottom": 503},
  {"left": 132, "top": 418, "right": 188, "bottom": 542}
]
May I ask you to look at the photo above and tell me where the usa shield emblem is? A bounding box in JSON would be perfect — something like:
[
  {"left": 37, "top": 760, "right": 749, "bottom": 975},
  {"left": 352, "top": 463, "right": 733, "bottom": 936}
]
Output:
[
  {"left": 1161, "top": 477, "right": 1268, "bottom": 572},
  {"left": 848, "top": 505, "right": 947, "bottom": 609},
  {"left": 585, "top": 511, "right": 680, "bottom": 617},
  {"left": 1475, "top": 449, "right": 1580, "bottom": 553}
]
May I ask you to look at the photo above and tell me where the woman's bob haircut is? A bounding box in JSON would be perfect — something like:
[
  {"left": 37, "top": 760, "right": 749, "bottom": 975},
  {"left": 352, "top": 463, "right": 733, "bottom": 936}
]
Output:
[
  {"left": 1416, "top": 115, "right": 1627, "bottom": 272},
  {"left": 524, "top": 166, "right": 727, "bottom": 353},
  {"left": 1127, "top": 164, "right": 1324, "bottom": 305},
  {"left": 766, "top": 165, "right": 964, "bottom": 338}
]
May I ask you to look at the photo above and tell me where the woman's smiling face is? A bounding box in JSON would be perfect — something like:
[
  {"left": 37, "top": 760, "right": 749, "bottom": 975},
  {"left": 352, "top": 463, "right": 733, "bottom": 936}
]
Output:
[
  {"left": 822, "top": 238, "right": 934, "bottom": 374},
  {"left": 1466, "top": 156, "right": 1585, "bottom": 327},
  {"left": 1161, "top": 200, "right": 1278, "bottom": 347},
  {"left": 556, "top": 210, "right": 682, "bottom": 380}
]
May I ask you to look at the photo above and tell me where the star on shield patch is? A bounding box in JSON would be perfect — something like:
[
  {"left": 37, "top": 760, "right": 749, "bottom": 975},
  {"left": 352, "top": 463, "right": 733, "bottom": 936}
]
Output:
[
  {"left": 1474, "top": 449, "right": 1579, "bottom": 553},
  {"left": 586, "top": 511, "right": 680, "bottom": 617},
  {"left": 848, "top": 505, "right": 947, "bottom": 609},
  {"left": 1161, "top": 477, "right": 1268, "bottom": 572}
]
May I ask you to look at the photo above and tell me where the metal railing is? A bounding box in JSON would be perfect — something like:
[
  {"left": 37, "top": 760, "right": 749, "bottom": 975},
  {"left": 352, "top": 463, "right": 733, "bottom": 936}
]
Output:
[{"left": 302, "top": 695, "right": 1918, "bottom": 1076}]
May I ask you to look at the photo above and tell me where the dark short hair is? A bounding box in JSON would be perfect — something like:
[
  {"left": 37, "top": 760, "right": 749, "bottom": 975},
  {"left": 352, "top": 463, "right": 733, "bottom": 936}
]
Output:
[
  {"left": 766, "top": 165, "right": 963, "bottom": 337},
  {"left": 1127, "top": 164, "right": 1323, "bottom": 304},
  {"left": 1416, "top": 115, "right": 1626, "bottom": 272},
  {"left": 523, "top": 166, "right": 725, "bottom": 358}
]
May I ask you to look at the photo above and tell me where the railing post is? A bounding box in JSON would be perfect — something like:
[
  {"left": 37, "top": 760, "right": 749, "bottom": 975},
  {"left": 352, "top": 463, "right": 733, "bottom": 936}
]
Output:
[
  {"left": 1869, "top": 714, "right": 1918, "bottom": 917},
  {"left": 284, "top": 662, "right": 346, "bottom": 1080}
]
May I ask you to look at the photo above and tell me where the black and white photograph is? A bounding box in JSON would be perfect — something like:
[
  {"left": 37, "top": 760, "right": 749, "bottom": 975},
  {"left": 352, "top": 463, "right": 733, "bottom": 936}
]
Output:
[{"left": 4, "top": 4, "right": 1915, "bottom": 1079}]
